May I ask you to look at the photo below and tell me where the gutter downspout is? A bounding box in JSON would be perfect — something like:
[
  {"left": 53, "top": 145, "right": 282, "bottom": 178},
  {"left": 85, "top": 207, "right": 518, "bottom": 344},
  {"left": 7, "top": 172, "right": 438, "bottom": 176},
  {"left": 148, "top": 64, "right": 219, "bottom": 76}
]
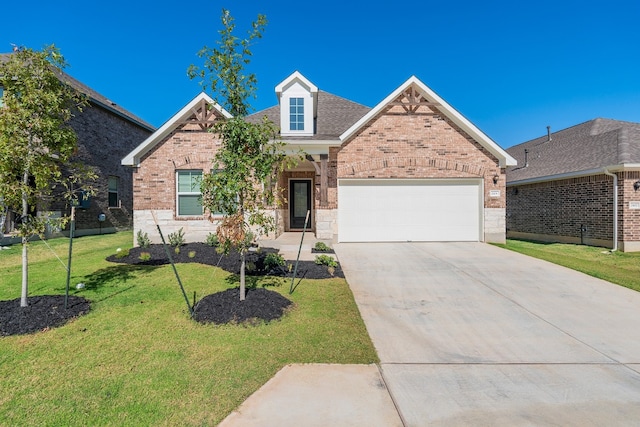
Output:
[{"left": 603, "top": 168, "right": 618, "bottom": 252}]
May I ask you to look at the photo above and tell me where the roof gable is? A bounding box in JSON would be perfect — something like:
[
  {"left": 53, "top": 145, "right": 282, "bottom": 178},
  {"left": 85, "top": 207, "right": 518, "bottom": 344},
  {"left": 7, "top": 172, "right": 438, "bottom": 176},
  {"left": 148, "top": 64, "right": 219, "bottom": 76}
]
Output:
[
  {"left": 122, "top": 92, "right": 231, "bottom": 166},
  {"left": 340, "top": 76, "right": 516, "bottom": 167}
]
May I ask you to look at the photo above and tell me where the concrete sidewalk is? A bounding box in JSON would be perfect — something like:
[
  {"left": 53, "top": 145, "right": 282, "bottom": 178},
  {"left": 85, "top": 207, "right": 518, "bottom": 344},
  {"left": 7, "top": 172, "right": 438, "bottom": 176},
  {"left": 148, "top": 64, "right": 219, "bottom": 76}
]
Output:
[{"left": 218, "top": 364, "right": 402, "bottom": 427}]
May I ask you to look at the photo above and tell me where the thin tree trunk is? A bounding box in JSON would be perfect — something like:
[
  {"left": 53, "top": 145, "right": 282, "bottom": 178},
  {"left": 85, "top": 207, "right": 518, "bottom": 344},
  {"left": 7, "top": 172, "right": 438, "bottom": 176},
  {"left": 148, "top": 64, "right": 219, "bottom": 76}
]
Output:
[
  {"left": 240, "top": 250, "right": 246, "bottom": 301},
  {"left": 20, "top": 169, "right": 29, "bottom": 307}
]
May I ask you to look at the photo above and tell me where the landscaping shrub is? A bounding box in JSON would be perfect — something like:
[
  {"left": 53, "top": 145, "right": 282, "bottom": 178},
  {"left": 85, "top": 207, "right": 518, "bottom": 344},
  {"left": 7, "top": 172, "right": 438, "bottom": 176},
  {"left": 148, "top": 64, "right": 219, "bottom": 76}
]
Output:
[
  {"left": 114, "top": 248, "right": 130, "bottom": 259},
  {"left": 205, "top": 232, "right": 219, "bottom": 247},
  {"left": 264, "top": 252, "right": 285, "bottom": 270},
  {"left": 136, "top": 230, "right": 151, "bottom": 248},
  {"left": 168, "top": 228, "right": 185, "bottom": 247},
  {"left": 188, "top": 251, "right": 196, "bottom": 258},
  {"left": 314, "top": 254, "right": 338, "bottom": 268},
  {"left": 139, "top": 252, "right": 151, "bottom": 261},
  {"left": 314, "top": 241, "right": 331, "bottom": 252}
]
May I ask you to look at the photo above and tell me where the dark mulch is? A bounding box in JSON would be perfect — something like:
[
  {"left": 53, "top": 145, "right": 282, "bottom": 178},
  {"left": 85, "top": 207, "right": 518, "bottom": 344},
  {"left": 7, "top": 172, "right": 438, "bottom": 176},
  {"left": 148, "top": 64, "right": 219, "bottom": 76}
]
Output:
[
  {"left": 193, "top": 287, "right": 293, "bottom": 325},
  {"left": 106, "top": 243, "right": 344, "bottom": 279},
  {"left": 0, "top": 295, "right": 91, "bottom": 337},
  {"left": 105, "top": 242, "right": 340, "bottom": 326}
]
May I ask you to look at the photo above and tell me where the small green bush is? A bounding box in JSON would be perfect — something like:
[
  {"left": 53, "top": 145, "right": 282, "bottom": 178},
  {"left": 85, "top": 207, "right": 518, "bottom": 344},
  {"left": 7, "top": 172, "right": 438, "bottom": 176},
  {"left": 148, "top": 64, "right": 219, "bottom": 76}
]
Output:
[
  {"left": 115, "top": 248, "right": 130, "bottom": 259},
  {"left": 188, "top": 251, "right": 196, "bottom": 258},
  {"left": 205, "top": 232, "right": 219, "bottom": 247},
  {"left": 314, "top": 241, "right": 331, "bottom": 252},
  {"left": 264, "top": 252, "right": 285, "bottom": 270},
  {"left": 314, "top": 254, "right": 338, "bottom": 268},
  {"left": 168, "top": 228, "right": 185, "bottom": 247},
  {"left": 174, "top": 246, "right": 180, "bottom": 255},
  {"left": 246, "top": 261, "right": 256, "bottom": 273},
  {"left": 139, "top": 252, "right": 151, "bottom": 261},
  {"left": 137, "top": 230, "right": 151, "bottom": 248}
]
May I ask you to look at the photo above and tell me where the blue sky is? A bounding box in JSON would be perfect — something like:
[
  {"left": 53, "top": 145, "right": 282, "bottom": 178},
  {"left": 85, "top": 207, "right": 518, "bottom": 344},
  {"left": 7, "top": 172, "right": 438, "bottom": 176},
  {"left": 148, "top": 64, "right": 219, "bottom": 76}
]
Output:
[{"left": 3, "top": 0, "right": 639, "bottom": 147}]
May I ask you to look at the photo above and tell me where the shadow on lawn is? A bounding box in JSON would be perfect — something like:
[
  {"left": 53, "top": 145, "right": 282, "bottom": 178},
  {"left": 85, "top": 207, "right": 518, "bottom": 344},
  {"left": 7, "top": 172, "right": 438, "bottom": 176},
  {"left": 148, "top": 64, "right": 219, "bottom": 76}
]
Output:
[{"left": 81, "top": 264, "right": 160, "bottom": 302}]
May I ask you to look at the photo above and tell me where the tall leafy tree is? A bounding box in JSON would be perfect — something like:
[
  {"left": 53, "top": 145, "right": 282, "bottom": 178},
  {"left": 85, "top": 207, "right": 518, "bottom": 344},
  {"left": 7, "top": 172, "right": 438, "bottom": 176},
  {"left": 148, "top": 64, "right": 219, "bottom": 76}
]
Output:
[
  {"left": 0, "top": 45, "right": 93, "bottom": 307},
  {"left": 188, "top": 9, "right": 295, "bottom": 301}
]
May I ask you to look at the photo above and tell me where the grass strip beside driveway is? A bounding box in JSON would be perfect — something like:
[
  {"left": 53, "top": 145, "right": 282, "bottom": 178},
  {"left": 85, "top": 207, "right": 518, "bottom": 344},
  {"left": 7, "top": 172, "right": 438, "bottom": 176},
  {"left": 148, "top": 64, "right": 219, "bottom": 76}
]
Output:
[
  {"left": 494, "top": 239, "right": 640, "bottom": 292},
  {"left": 0, "top": 232, "right": 377, "bottom": 426}
]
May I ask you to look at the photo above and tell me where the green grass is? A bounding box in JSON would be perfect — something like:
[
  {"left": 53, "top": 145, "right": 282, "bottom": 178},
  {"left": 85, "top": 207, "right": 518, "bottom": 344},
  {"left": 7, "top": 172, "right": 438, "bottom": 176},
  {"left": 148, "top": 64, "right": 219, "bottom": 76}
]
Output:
[
  {"left": 494, "top": 239, "right": 640, "bottom": 292},
  {"left": 0, "top": 232, "right": 377, "bottom": 426}
]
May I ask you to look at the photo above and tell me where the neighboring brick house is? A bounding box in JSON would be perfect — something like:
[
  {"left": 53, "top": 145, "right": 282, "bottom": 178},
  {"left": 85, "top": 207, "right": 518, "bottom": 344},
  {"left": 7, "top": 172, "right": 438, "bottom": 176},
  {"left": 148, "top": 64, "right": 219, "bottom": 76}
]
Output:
[
  {"left": 506, "top": 119, "right": 640, "bottom": 252},
  {"left": 123, "top": 72, "right": 516, "bottom": 244},
  {"left": 0, "top": 55, "right": 154, "bottom": 239}
]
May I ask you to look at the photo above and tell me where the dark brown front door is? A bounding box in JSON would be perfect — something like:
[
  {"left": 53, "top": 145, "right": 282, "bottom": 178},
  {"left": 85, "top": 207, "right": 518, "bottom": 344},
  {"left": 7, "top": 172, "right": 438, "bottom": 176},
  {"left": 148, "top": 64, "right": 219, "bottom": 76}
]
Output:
[{"left": 290, "top": 180, "right": 311, "bottom": 229}]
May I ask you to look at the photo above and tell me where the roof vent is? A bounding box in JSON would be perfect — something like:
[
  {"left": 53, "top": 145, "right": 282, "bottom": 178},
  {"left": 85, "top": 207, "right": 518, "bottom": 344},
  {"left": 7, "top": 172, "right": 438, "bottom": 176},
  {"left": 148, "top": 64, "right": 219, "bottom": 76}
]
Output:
[
  {"left": 546, "top": 125, "right": 552, "bottom": 142},
  {"left": 524, "top": 149, "right": 529, "bottom": 167}
]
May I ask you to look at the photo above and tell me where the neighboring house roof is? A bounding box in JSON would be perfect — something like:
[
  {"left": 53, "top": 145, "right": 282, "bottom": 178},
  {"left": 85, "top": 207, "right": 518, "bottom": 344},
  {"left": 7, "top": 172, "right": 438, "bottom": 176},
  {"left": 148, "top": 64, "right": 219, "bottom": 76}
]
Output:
[
  {"left": 122, "top": 92, "right": 231, "bottom": 166},
  {"left": 0, "top": 52, "right": 154, "bottom": 131},
  {"left": 339, "top": 76, "right": 517, "bottom": 168},
  {"left": 247, "top": 90, "right": 371, "bottom": 141},
  {"left": 506, "top": 118, "right": 640, "bottom": 185}
]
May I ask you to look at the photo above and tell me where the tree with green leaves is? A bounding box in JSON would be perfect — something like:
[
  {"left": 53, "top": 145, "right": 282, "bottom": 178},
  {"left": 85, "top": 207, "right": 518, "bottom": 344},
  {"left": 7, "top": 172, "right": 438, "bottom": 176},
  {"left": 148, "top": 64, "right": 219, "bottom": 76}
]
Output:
[
  {"left": 0, "top": 45, "right": 95, "bottom": 307},
  {"left": 188, "top": 9, "right": 296, "bottom": 301}
]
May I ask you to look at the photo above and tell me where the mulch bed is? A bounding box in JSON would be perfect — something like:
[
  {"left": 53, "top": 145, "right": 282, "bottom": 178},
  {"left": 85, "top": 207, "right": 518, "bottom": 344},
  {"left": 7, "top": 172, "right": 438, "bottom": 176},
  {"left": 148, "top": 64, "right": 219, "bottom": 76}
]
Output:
[
  {"left": 0, "top": 295, "right": 91, "bottom": 337},
  {"left": 106, "top": 243, "right": 344, "bottom": 279},
  {"left": 192, "top": 287, "right": 293, "bottom": 325},
  {"left": 0, "top": 243, "right": 340, "bottom": 336},
  {"left": 105, "top": 243, "right": 341, "bottom": 326}
]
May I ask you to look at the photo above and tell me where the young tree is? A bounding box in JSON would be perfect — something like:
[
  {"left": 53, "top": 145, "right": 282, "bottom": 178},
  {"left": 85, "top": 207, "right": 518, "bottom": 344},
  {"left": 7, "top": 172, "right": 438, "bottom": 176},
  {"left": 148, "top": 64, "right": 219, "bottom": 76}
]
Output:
[
  {"left": 188, "top": 9, "right": 294, "bottom": 301},
  {"left": 0, "top": 45, "right": 93, "bottom": 307}
]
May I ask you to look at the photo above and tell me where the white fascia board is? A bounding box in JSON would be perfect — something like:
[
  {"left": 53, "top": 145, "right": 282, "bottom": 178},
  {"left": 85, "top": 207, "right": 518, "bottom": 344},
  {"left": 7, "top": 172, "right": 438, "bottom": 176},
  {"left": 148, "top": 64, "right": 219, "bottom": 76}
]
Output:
[
  {"left": 506, "top": 165, "right": 628, "bottom": 186},
  {"left": 275, "top": 71, "right": 318, "bottom": 95},
  {"left": 339, "top": 76, "right": 517, "bottom": 168},
  {"left": 281, "top": 139, "right": 337, "bottom": 156},
  {"left": 122, "top": 93, "right": 231, "bottom": 166}
]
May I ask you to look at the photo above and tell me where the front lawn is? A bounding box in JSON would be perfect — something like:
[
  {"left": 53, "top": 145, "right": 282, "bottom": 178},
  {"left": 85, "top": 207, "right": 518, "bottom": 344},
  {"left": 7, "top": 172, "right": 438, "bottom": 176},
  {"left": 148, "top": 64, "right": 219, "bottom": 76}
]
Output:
[
  {"left": 494, "top": 239, "right": 640, "bottom": 292},
  {"left": 0, "top": 232, "right": 377, "bottom": 426}
]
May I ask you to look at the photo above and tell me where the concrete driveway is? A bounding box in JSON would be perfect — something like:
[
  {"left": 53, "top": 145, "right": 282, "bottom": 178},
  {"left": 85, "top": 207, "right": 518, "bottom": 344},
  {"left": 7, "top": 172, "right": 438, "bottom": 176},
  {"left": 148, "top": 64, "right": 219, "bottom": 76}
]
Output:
[{"left": 334, "top": 242, "right": 640, "bottom": 426}]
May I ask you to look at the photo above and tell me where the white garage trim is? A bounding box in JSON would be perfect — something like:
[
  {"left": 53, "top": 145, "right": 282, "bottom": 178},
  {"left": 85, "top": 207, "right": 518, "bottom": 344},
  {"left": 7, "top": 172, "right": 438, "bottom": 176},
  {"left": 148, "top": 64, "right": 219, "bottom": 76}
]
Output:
[{"left": 337, "top": 178, "right": 483, "bottom": 242}]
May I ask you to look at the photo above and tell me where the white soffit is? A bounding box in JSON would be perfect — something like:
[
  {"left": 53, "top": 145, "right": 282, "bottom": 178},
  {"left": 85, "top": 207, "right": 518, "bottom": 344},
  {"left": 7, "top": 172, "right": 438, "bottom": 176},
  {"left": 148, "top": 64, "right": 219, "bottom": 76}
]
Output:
[
  {"left": 121, "top": 92, "right": 231, "bottom": 166},
  {"left": 339, "top": 76, "right": 517, "bottom": 168}
]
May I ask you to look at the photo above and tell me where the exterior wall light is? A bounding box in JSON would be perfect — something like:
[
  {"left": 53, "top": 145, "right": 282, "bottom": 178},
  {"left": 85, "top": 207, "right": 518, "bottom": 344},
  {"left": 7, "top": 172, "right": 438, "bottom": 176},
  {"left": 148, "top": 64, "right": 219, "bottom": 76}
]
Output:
[
  {"left": 634, "top": 180, "right": 640, "bottom": 191},
  {"left": 493, "top": 174, "right": 500, "bottom": 185}
]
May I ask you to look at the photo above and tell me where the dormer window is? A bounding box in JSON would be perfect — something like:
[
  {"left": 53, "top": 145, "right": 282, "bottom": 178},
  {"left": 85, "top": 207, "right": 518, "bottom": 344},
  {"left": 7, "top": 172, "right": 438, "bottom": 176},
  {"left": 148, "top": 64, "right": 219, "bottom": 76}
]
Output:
[
  {"left": 276, "top": 71, "right": 318, "bottom": 137},
  {"left": 290, "top": 98, "right": 304, "bottom": 131}
]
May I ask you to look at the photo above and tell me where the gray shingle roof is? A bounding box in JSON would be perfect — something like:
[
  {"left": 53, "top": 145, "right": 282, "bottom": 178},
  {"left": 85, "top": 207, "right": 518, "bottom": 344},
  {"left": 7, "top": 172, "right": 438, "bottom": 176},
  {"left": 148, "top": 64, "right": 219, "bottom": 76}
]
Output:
[
  {"left": 0, "top": 52, "right": 154, "bottom": 131},
  {"left": 506, "top": 118, "right": 640, "bottom": 183},
  {"left": 246, "top": 90, "right": 371, "bottom": 140}
]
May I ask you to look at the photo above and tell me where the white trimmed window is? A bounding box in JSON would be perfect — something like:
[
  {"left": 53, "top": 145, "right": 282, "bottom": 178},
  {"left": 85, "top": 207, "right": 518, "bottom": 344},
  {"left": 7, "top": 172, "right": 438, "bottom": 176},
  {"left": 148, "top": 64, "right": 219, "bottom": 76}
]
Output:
[
  {"left": 108, "top": 176, "right": 119, "bottom": 208},
  {"left": 177, "top": 170, "right": 203, "bottom": 216},
  {"left": 289, "top": 97, "right": 304, "bottom": 131}
]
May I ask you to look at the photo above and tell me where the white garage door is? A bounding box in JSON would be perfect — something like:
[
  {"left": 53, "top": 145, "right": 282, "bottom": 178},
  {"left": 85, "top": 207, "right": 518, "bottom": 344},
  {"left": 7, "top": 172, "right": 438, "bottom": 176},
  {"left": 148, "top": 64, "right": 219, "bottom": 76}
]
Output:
[{"left": 338, "top": 179, "right": 482, "bottom": 242}]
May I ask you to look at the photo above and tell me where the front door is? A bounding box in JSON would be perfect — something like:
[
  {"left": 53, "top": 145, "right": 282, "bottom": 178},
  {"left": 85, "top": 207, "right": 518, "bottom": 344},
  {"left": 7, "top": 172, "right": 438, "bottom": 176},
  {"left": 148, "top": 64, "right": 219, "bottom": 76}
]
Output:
[{"left": 290, "top": 180, "right": 311, "bottom": 229}]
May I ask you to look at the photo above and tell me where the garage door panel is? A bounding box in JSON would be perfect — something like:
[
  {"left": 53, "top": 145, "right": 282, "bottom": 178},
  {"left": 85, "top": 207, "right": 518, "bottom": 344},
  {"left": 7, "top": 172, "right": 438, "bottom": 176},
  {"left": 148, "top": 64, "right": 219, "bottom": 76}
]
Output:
[{"left": 338, "top": 179, "right": 481, "bottom": 242}]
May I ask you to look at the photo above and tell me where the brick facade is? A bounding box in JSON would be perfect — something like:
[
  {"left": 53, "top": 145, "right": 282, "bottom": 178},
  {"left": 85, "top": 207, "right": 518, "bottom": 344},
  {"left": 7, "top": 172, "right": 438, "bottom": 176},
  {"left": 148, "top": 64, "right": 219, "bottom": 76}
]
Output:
[
  {"left": 132, "top": 121, "right": 223, "bottom": 243},
  {"left": 336, "top": 104, "right": 505, "bottom": 209},
  {"left": 45, "top": 104, "right": 152, "bottom": 236},
  {"left": 507, "top": 172, "right": 640, "bottom": 251},
  {"left": 128, "top": 81, "right": 511, "bottom": 244}
]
